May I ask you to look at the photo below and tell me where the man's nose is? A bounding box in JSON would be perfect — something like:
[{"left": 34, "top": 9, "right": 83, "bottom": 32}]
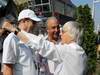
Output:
[{"left": 54, "top": 27, "right": 58, "bottom": 32}]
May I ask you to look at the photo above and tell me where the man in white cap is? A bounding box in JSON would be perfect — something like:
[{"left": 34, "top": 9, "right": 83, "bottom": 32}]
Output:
[{"left": 2, "top": 9, "right": 41, "bottom": 75}]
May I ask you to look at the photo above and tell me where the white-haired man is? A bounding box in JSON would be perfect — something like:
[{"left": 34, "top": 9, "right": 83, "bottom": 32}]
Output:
[{"left": 2, "top": 9, "right": 41, "bottom": 75}]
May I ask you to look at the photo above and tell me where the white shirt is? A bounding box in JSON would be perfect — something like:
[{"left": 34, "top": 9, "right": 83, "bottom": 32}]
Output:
[
  {"left": 2, "top": 32, "right": 37, "bottom": 75},
  {"left": 26, "top": 36, "right": 87, "bottom": 75},
  {"left": 44, "top": 35, "right": 60, "bottom": 74}
]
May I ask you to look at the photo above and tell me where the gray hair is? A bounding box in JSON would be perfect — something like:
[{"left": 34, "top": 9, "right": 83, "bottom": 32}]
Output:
[
  {"left": 46, "top": 16, "right": 58, "bottom": 28},
  {"left": 63, "top": 21, "right": 83, "bottom": 44}
]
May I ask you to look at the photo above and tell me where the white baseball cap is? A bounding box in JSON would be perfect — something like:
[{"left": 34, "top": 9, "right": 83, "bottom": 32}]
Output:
[{"left": 18, "top": 9, "right": 41, "bottom": 21}]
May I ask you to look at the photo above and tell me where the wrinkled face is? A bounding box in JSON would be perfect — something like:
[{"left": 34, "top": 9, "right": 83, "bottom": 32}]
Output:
[
  {"left": 60, "top": 29, "right": 73, "bottom": 44},
  {"left": 47, "top": 19, "right": 60, "bottom": 40},
  {"left": 18, "top": 18, "right": 36, "bottom": 32}
]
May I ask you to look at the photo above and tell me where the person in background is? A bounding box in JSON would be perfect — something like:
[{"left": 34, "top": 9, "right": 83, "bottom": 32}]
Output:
[
  {"left": 36, "top": 17, "right": 60, "bottom": 75},
  {"left": 2, "top": 21, "right": 87, "bottom": 75},
  {"left": 2, "top": 9, "right": 41, "bottom": 75},
  {"left": 0, "top": 0, "right": 17, "bottom": 74},
  {"left": 45, "top": 17, "right": 60, "bottom": 74},
  {"left": 45, "top": 17, "right": 60, "bottom": 43}
]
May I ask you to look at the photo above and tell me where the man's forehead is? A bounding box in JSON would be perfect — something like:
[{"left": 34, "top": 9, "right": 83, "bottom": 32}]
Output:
[
  {"left": 49, "top": 19, "right": 58, "bottom": 23},
  {"left": 48, "top": 20, "right": 58, "bottom": 26}
]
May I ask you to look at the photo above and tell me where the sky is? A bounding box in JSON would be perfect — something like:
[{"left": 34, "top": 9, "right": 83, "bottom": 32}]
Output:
[{"left": 71, "top": 0, "right": 100, "bottom": 32}]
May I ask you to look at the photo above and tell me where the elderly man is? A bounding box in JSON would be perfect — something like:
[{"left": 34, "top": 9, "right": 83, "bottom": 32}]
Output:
[
  {"left": 45, "top": 17, "right": 60, "bottom": 74},
  {"left": 37, "top": 17, "right": 60, "bottom": 75},
  {"left": 2, "top": 9, "right": 41, "bottom": 75},
  {"left": 2, "top": 21, "right": 87, "bottom": 75},
  {"left": 45, "top": 17, "right": 60, "bottom": 43}
]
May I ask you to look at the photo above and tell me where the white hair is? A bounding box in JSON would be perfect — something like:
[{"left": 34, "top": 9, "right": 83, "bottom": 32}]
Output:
[{"left": 63, "top": 21, "right": 83, "bottom": 44}]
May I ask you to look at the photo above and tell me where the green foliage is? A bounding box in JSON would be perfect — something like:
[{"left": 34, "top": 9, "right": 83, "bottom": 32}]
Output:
[{"left": 76, "top": 4, "right": 97, "bottom": 74}]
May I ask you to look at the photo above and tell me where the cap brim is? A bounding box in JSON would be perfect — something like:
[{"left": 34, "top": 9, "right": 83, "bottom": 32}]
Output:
[{"left": 31, "top": 17, "right": 41, "bottom": 22}]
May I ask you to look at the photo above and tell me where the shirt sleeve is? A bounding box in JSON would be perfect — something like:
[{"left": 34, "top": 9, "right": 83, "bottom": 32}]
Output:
[
  {"left": 2, "top": 34, "right": 17, "bottom": 64},
  {"left": 26, "top": 36, "right": 58, "bottom": 61}
]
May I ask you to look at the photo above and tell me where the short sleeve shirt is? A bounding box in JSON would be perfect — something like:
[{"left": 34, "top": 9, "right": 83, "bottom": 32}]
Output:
[{"left": 2, "top": 33, "right": 37, "bottom": 75}]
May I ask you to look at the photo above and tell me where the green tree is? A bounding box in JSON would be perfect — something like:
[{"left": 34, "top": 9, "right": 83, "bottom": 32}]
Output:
[{"left": 76, "top": 4, "right": 97, "bottom": 75}]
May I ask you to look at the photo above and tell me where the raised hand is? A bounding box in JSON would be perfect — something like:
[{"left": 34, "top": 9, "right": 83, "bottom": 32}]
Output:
[{"left": 2, "top": 21, "right": 16, "bottom": 32}]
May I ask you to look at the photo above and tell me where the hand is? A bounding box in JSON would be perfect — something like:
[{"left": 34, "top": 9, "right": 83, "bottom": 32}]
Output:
[{"left": 2, "top": 21, "right": 16, "bottom": 32}]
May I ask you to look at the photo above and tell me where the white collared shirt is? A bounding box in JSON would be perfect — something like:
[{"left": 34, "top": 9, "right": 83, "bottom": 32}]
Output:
[{"left": 44, "top": 35, "right": 60, "bottom": 73}]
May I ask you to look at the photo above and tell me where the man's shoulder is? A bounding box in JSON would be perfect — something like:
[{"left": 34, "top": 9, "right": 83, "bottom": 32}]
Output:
[
  {"left": 4, "top": 33, "right": 18, "bottom": 43},
  {"left": 5, "top": 33, "right": 15, "bottom": 39},
  {"left": 68, "top": 43, "right": 86, "bottom": 54}
]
